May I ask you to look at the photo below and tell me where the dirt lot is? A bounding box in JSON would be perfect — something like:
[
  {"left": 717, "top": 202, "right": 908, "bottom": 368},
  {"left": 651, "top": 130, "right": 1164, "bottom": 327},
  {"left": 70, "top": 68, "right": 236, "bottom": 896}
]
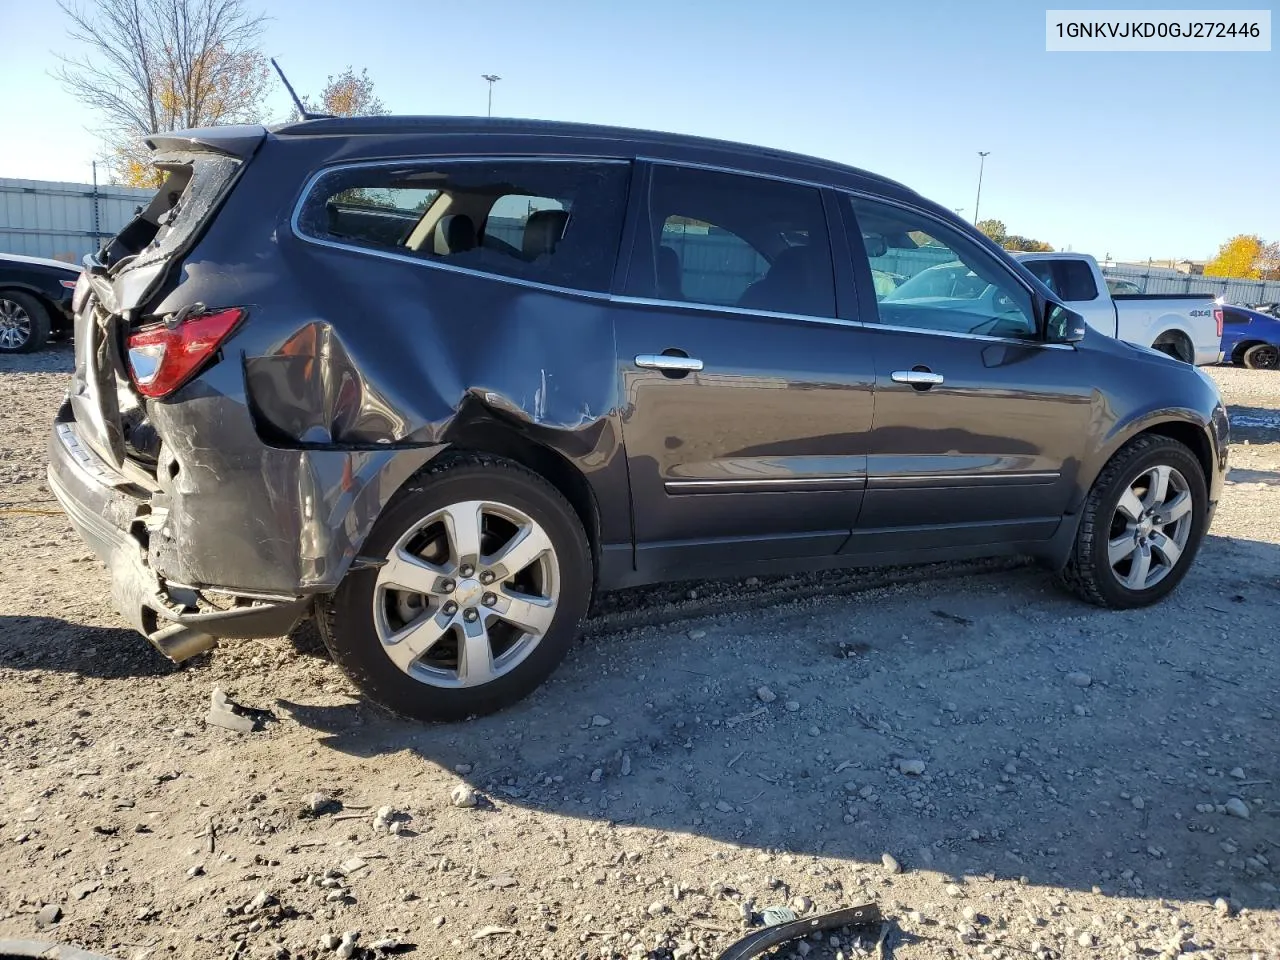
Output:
[{"left": 2, "top": 347, "right": 1278, "bottom": 960}]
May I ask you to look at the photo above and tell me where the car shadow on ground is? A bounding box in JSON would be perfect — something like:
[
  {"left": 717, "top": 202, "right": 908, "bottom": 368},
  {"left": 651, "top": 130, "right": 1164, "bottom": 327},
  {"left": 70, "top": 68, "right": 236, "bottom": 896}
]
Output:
[
  {"left": 3, "top": 535, "right": 1277, "bottom": 912},
  {"left": 272, "top": 533, "right": 1280, "bottom": 913},
  {"left": 0, "top": 615, "right": 181, "bottom": 679}
]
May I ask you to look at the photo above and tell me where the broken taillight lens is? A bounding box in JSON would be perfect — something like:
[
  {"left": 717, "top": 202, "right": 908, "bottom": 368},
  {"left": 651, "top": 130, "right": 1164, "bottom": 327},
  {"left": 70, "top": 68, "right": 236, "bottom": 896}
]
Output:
[
  {"left": 1214, "top": 307, "right": 1224, "bottom": 338},
  {"left": 127, "top": 307, "right": 244, "bottom": 399}
]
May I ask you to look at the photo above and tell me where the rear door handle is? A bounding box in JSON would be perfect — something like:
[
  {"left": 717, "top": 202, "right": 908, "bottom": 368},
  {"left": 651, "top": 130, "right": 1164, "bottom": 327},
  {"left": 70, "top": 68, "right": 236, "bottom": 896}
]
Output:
[
  {"left": 636, "top": 354, "right": 704, "bottom": 372},
  {"left": 890, "top": 369, "right": 944, "bottom": 385}
]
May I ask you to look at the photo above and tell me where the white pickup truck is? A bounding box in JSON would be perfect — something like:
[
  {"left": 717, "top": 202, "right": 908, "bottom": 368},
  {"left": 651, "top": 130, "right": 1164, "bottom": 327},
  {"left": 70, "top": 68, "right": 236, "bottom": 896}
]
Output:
[{"left": 1014, "top": 252, "right": 1221, "bottom": 365}]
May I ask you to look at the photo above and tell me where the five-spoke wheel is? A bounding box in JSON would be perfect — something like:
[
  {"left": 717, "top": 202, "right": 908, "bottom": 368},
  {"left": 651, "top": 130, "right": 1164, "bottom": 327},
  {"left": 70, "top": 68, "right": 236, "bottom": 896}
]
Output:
[{"left": 318, "top": 454, "right": 591, "bottom": 721}]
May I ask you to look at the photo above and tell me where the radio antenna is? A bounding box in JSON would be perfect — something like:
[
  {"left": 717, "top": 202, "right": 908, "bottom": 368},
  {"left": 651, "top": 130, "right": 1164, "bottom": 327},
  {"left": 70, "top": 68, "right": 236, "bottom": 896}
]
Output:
[{"left": 271, "top": 58, "right": 332, "bottom": 121}]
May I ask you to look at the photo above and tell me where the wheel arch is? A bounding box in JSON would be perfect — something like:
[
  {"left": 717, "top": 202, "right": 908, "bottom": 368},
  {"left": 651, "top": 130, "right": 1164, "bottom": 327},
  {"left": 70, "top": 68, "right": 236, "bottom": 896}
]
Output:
[
  {"left": 1230, "top": 338, "right": 1267, "bottom": 363},
  {"left": 439, "top": 418, "right": 603, "bottom": 569},
  {"left": 0, "top": 283, "right": 58, "bottom": 314},
  {"left": 1075, "top": 410, "right": 1219, "bottom": 514},
  {"left": 1150, "top": 327, "right": 1194, "bottom": 362},
  {"left": 1137, "top": 420, "right": 1213, "bottom": 487}
]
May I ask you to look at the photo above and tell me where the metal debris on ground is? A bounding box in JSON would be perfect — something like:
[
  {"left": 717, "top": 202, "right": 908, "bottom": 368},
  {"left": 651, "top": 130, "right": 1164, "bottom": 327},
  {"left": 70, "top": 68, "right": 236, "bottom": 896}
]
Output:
[
  {"left": 205, "top": 687, "right": 274, "bottom": 733},
  {"left": 714, "top": 903, "right": 882, "bottom": 960}
]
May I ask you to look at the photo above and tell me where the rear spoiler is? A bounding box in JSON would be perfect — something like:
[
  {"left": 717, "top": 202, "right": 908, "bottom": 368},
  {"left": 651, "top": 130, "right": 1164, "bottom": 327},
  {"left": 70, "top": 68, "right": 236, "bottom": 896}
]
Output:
[{"left": 145, "top": 124, "right": 266, "bottom": 160}]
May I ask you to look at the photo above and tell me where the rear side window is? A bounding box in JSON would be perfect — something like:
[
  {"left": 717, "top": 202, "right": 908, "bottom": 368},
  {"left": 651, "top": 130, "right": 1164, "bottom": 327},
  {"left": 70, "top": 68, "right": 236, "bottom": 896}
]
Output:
[
  {"left": 1223, "top": 309, "right": 1250, "bottom": 325},
  {"left": 625, "top": 165, "right": 837, "bottom": 318},
  {"left": 296, "top": 160, "right": 631, "bottom": 292},
  {"left": 1056, "top": 260, "right": 1099, "bottom": 301},
  {"left": 1023, "top": 259, "right": 1097, "bottom": 301}
]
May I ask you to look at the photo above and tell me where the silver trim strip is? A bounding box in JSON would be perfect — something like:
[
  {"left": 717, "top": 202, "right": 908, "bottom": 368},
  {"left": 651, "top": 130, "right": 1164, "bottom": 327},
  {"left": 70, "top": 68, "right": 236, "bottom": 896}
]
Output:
[
  {"left": 871, "top": 322, "right": 1075, "bottom": 349},
  {"left": 639, "top": 155, "right": 838, "bottom": 192},
  {"left": 665, "top": 477, "right": 866, "bottom": 490},
  {"left": 613, "top": 295, "right": 855, "bottom": 328},
  {"left": 871, "top": 471, "right": 1060, "bottom": 483}
]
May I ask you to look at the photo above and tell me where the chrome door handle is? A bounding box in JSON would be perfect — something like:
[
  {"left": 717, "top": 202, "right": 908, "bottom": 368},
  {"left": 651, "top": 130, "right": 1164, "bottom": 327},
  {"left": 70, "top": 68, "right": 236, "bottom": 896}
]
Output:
[
  {"left": 636, "top": 354, "right": 703, "bottom": 372},
  {"left": 890, "top": 370, "right": 944, "bottom": 385}
]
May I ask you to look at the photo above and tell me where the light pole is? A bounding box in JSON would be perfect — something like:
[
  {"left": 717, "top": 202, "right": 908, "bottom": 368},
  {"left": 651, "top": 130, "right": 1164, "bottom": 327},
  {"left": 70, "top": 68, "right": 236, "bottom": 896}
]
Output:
[
  {"left": 481, "top": 74, "right": 501, "bottom": 117},
  {"left": 973, "top": 151, "right": 990, "bottom": 224}
]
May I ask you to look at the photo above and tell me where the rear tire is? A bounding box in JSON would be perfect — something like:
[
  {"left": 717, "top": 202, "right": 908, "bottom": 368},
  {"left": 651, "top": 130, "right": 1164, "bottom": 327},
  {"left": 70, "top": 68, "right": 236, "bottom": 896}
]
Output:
[
  {"left": 1058, "top": 435, "right": 1207, "bottom": 608},
  {"left": 1151, "top": 332, "right": 1192, "bottom": 364},
  {"left": 1241, "top": 343, "right": 1279, "bottom": 370},
  {"left": 0, "top": 292, "right": 51, "bottom": 353},
  {"left": 317, "top": 452, "right": 592, "bottom": 722}
]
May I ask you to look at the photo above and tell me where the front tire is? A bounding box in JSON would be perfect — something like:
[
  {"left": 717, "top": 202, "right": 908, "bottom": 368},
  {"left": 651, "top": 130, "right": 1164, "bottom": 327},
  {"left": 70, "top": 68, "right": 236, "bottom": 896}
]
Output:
[
  {"left": 317, "top": 453, "right": 592, "bottom": 722},
  {"left": 1241, "top": 343, "right": 1279, "bottom": 370},
  {"left": 1058, "top": 435, "right": 1207, "bottom": 608},
  {"left": 0, "top": 292, "right": 51, "bottom": 353}
]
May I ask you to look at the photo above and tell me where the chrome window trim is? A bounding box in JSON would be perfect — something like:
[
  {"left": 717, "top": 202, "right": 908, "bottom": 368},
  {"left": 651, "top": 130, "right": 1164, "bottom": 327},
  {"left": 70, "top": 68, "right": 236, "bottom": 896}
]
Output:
[
  {"left": 611, "top": 295, "right": 856, "bottom": 329},
  {"left": 286, "top": 155, "right": 1075, "bottom": 353},
  {"left": 870, "top": 321, "right": 1075, "bottom": 349},
  {"left": 637, "top": 155, "right": 835, "bottom": 192},
  {"left": 289, "top": 155, "right": 631, "bottom": 301}
]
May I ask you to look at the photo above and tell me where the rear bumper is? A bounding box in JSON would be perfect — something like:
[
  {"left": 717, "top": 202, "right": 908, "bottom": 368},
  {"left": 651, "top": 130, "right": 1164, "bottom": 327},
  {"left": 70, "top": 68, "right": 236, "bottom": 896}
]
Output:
[
  {"left": 47, "top": 414, "right": 310, "bottom": 660},
  {"left": 1195, "top": 347, "right": 1225, "bottom": 366}
]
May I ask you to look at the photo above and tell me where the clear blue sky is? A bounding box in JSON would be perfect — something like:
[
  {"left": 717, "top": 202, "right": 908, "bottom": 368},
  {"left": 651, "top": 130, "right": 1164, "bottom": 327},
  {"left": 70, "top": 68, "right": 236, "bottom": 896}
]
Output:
[{"left": 1, "top": 0, "right": 1275, "bottom": 260}]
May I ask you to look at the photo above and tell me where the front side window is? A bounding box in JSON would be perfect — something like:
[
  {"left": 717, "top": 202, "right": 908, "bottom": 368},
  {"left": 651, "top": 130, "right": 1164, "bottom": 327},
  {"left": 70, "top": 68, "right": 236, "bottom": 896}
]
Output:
[
  {"left": 297, "top": 159, "right": 630, "bottom": 292},
  {"left": 626, "top": 165, "right": 837, "bottom": 318},
  {"left": 848, "top": 196, "right": 1038, "bottom": 339}
]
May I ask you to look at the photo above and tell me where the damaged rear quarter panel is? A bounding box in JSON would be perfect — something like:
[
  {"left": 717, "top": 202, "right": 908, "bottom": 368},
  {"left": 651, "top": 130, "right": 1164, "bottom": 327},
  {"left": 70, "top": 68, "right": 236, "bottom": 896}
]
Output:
[{"left": 144, "top": 138, "right": 629, "bottom": 593}]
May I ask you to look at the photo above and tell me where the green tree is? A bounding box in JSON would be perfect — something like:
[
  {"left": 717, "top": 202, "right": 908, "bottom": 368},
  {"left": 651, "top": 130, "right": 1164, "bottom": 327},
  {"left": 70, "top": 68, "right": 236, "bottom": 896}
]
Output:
[
  {"left": 976, "top": 218, "right": 1052, "bottom": 252},
  {"left": 976, "top": 219, "right": 1007, "bottom": 242},
  {"left": 1205, "top": 234, "right": 1264, "bottom": 279}
]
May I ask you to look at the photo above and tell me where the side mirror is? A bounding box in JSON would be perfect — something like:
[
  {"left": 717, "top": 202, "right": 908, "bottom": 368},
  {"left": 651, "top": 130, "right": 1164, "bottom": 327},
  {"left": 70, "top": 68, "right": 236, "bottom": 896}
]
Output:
[
  {"left": 862, "top": 233, "right": 887, "bottom": 258},
  {"left": 1045, "top": 302, "right": 1087, "bottom": 343}
]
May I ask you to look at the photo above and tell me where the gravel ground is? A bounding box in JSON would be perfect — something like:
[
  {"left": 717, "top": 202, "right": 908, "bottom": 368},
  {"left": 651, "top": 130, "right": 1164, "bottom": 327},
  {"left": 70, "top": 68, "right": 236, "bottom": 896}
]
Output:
[{"left": 2, "top": 347, "right": 1278, "bottom": 960}]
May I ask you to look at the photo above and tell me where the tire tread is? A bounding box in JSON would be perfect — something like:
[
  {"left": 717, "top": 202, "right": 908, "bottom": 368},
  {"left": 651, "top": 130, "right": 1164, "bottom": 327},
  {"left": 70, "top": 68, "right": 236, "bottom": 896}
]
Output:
[{"left": 1057, "top": 434, "right": 1202, "bottom": 608}]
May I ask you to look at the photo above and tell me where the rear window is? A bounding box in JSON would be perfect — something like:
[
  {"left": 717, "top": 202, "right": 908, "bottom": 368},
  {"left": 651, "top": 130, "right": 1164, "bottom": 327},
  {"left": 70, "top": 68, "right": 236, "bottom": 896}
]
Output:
[
  {"left": 102, "top": 155, "right": 241, "bottom": 271},
  {"left": 296, "top": 160, "right": 631, "bottom": 293}
]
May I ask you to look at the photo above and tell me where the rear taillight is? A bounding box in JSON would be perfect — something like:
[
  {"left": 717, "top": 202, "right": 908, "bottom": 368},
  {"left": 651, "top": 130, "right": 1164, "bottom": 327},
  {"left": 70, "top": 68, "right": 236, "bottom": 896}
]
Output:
[
  {"left": 60, "top": 278, "right": 78, "bottom": 290},
  {"left": 1214, "top": 307, "right": 1223, "bottom": 338},
  {"left": 127, "top": 307, "right": 244, "bottom": 399}
]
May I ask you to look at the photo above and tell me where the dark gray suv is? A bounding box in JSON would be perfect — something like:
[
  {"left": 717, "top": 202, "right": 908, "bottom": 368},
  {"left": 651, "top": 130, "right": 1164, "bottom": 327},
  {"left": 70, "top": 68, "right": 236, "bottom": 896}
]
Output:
[{"left": 48, "top": 117, "right": 1229, "bottom": 720}]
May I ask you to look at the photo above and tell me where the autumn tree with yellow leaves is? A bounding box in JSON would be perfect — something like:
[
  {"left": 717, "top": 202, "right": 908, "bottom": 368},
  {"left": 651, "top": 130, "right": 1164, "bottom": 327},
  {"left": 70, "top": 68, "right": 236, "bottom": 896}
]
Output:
[
  {"left": 303, "top": 67, "right": 388, "bottom": 119},
  {"left": 56, "top": 0, "right": 271, "bottom": 187},
  {"left": 1204, "top": 234, "right": 1280, "bottom": 281}
]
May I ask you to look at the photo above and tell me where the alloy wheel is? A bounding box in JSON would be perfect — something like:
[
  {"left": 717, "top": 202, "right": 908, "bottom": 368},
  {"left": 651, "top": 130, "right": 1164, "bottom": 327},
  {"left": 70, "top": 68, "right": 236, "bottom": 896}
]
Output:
[
  {"left": 372, "top": 500, "right": 559, "bottom": 688},
  {"left": 1106, "top": 464, "right": 1193, "bottom": 591},
  {"left": 0, "top": 299, "right": 32, "bottom": 350}
]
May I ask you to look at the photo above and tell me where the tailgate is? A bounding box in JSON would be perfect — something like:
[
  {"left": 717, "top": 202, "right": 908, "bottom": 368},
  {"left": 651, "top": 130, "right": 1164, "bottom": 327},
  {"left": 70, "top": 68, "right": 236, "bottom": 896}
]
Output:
[{"left": 67, "top": 141, "right": 258, "bottom": 469}]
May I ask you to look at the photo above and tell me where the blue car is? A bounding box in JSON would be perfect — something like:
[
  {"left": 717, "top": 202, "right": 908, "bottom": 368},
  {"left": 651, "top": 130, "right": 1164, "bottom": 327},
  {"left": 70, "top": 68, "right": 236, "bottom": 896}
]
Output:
[{"left": 1221, "top": 304, "right": 1280, "bottom": 370}]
